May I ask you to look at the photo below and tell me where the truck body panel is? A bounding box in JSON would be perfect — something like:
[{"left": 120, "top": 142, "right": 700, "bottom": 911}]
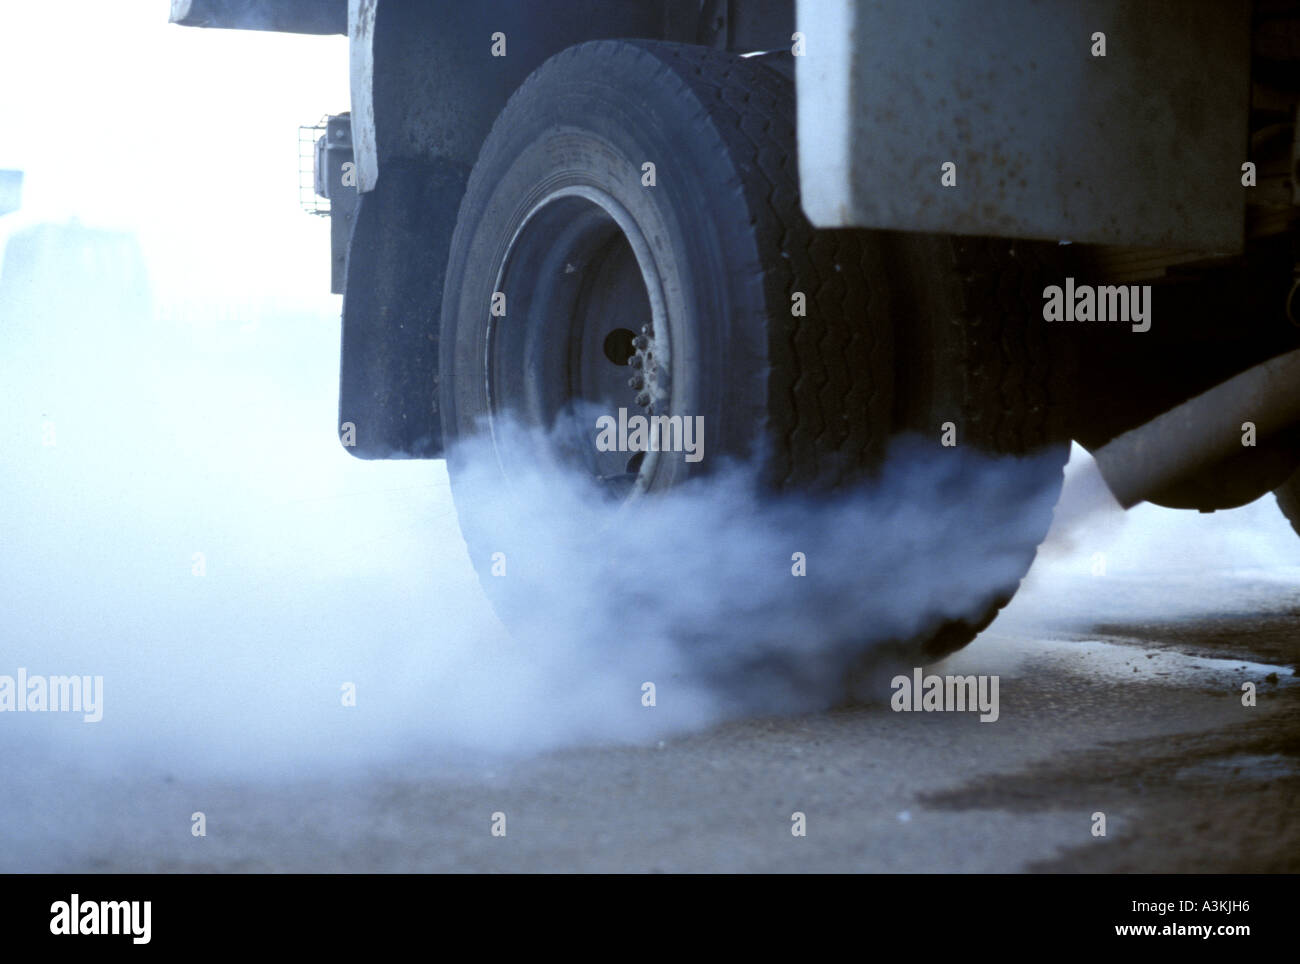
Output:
[{"left": 796, "top": 0, "right": 1252, "bottom": 249}]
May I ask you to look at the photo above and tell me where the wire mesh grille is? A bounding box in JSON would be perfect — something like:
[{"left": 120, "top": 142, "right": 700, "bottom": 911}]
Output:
[{"left": 298, "top": 118, "right": 329, "bottom": 216}]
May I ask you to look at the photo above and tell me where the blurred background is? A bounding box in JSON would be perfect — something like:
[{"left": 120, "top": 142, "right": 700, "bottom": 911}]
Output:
[{"left": 0, "top": 2, "right": 498, "bottom": 772}]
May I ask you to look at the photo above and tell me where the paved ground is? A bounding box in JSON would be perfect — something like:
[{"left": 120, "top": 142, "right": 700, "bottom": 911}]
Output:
[{"left": 5, "top": 569, "right": 1296, "bottom": 874}]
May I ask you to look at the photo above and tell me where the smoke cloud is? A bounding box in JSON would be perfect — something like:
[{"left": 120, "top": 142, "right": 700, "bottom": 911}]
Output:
[
  {"left": 0, "top": 231, "right": 1065, "bottom": 773},
  {"left": 2, "top": 216, "right": 1294, "bottom": 789}
]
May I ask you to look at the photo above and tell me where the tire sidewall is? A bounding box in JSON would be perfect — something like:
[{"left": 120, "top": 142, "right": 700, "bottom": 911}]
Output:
[{"left": 439, "top": 43, "right": 776, "bottom": 492}]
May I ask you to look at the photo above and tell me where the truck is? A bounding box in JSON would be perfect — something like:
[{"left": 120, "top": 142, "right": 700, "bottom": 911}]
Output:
[{"left": 169, "top": 0, "right": 1300, "bottom": 678}]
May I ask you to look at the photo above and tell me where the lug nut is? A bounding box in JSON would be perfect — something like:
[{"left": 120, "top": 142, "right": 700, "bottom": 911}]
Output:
[
  {"left": 628, "top": 376, "right": 644, "bottom": 390},
  {"left": 629, "top": 355, "right": 643, "bottom": 369},
  {"left": 635, "top": 392, "right": 651, "bottom": 407}
]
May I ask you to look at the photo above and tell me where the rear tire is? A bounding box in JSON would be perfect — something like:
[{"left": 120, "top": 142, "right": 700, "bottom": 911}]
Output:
[
  {"left": 887, "top": 234, "right": 1070, "bottom": 659},
  {"left": 439, "top": 40, "right": 1065, "bottom": 699},
  {"left": 440, "top": 40, "right": 893, "bottom": 496}
]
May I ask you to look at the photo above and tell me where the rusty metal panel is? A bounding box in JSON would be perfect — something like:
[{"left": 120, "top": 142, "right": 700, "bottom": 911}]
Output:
[{"left": 796, "top": 0, "right": 1251, "bottom": 249}]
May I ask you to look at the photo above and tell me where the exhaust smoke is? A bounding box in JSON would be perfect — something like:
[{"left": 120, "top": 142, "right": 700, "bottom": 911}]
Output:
[{"left": 0, "top": 217, "right": 1067, "bottom": 773}]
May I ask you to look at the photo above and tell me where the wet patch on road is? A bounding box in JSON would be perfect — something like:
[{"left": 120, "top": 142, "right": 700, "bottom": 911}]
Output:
[
  {"left": 1087, "top": 608, "right": 1300, "bottom": 669},
  {"left": 914, "top": 601, "right": 1300, "bottom": 871}
]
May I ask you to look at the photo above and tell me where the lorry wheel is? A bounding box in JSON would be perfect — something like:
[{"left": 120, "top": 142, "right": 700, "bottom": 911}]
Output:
[
  {"left": 439, "top": 40, "right": 1062, "bottom": 699},
  {"left": 886, "top": 233, "right": 1070, "bottom": 660},
  {"left": 441, "top": 40, "right": 892, "bottom": 494}
]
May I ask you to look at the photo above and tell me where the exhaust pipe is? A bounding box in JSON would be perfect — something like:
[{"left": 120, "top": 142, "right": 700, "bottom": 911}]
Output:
[{"left": 1092, "top": 348, "right": 1300, "bottom": 509}]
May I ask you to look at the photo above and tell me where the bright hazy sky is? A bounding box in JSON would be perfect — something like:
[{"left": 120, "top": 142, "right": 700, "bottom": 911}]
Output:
[{"left": 0, "top": 0, "right": 350, "bottom": 314}]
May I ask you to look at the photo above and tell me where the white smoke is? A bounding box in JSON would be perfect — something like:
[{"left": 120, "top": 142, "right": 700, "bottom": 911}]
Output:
[
  {"left": 1, "top": 212, "right": 1294, "bottom": 786},
  {"left": 0, "top": 264, "right": 1066, "bottom": 773}
]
